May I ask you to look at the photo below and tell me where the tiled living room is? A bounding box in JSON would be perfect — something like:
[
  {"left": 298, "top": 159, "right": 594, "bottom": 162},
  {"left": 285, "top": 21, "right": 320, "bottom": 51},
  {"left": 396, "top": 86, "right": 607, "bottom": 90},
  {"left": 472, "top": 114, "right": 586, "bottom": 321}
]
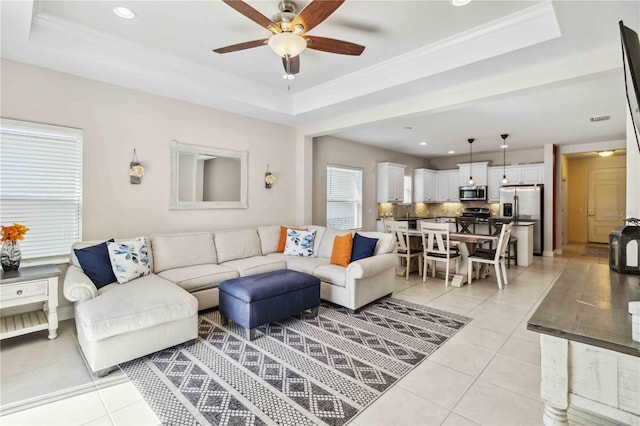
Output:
[
  {"left": 2, "top": 0, "right": 640, "bottom": 425},
  {"left": 0, "top": 251, "right": 600, "bottom": 426}
]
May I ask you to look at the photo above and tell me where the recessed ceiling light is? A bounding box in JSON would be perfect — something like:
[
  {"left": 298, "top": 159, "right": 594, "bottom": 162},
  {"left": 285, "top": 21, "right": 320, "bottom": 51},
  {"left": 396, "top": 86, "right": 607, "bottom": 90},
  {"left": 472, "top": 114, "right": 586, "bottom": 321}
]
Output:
[
  {"left": 451, "top": 0, "right": 472, "bottom": 6},
  {"left": 589, "top": 115, "right": 610, "bottom": 122},
  {"left": 403, "top": 126, "right": 412, "bottom": 130},
  {"left": 448, "top": 150, "right": 455, "bottom": 154},
  {"left": 500, "top": 144, "right": 508, "bottom": 149},
  {"left": 113, "top": 6, "right": 136, "bottom": 20},
  {"left": 419, "top": 141, "right": 427, "bottom": 146},
  {"left": 598, "top": 150, "right": 614, "bottom": 157}
]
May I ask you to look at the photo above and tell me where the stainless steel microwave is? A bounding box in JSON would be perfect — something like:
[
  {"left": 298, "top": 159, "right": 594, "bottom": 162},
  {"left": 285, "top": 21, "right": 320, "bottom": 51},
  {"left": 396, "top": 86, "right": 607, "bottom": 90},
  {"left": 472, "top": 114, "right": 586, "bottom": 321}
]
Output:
[{"left": 459, "top": 185, "right": 487, "bottom": 201}]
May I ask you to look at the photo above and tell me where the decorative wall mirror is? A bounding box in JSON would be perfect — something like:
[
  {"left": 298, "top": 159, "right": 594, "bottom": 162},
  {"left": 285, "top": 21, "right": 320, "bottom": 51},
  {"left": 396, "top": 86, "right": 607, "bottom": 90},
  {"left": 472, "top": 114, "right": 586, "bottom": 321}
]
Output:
[{"left": 170, "top": 140, "right": 248, "bottom": 209}]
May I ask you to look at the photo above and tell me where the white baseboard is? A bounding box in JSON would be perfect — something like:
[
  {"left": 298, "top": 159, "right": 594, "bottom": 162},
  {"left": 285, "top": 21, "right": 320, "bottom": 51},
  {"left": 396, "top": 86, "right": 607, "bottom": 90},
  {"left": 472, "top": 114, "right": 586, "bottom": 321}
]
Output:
[
  {"left": 542, "top": 250, "right": 555, "bottom": 257},
  {"left": 58, "top": 305, "right": 74, "bottom": 321}
]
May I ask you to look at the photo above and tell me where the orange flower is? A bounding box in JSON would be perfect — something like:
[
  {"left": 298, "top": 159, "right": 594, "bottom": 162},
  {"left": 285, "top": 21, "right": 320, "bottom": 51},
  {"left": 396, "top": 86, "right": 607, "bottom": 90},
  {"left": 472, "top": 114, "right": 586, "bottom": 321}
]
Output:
[{"left": 0, "top": 223, "right": 29, "bottom": 242}]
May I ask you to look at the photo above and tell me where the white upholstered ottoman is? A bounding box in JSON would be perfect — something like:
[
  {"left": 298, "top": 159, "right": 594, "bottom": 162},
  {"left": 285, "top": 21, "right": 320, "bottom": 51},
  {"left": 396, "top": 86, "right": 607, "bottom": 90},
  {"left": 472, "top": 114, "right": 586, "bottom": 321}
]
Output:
[{"left": 74, "top": 274, "right": 198, "bottom": 375}]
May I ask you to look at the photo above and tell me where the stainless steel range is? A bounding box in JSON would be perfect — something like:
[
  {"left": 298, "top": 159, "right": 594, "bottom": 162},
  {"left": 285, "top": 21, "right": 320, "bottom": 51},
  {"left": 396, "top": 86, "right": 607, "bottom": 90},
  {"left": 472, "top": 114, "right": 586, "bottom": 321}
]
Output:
[{"left": 461, "top": 207, "right": 490, "bottom": 222}]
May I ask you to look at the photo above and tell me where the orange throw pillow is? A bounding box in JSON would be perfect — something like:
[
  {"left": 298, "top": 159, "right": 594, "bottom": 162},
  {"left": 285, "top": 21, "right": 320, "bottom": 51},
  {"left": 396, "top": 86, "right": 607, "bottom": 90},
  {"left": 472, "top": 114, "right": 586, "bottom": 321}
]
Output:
[
  {"left": 277, "top": 226, "right": 307, "bottom": 253},
  {"left": 331, "top": 233, "right": 353, "bottom": 267}
]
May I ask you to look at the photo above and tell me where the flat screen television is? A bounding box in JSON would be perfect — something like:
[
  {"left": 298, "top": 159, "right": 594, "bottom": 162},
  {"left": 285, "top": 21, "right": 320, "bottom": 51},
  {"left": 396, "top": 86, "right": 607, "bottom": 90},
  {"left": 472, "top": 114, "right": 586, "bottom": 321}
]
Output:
[{"left": 619, "top": 21, "right": 640, "bottom": 154}]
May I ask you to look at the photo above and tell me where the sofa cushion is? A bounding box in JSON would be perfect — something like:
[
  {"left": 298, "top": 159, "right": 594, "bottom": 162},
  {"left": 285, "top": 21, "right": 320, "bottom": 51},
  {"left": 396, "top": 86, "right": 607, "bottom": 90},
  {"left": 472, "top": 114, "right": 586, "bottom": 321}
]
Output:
[
  {"left": 220, "top": 256, "right": 286, "bottom": 277},
  {"left": 257, "top": 225, "right": 281, "bottom": 255},
  {"left": 277, "top": 226, "right": 308, "bottom": 252},
  {"left": 350, "top": 233, "right": 379, "bottom": 262},
  {"left": 157, "top": 264, "right": 239, "bottom": 292},
  {"left": 215, "top": 229, "right": 262, "bottom": 263},
  {"left": 76, "top": 274, "right": 197, "bottom": 342},
  {"left": 151, "top": 232, "right": 216, "bottom": 273},
  {"left": 313, "top": 264, "right": 347, "bottom": 288},
  {"left": 357, "top": 231, "right": 396, "bottom": 255},
  {"left": 267, "top": 253, "right": 331, "bottom": 275},
  {"left": 283, "top": 229, "right": 317, "bottom": 257},
  {"left": 74, "top": 239, "right": 116, "bottom": 289},
  {"left": 107, "top": 237, "right": 151, "bottom": 284},
  {"left": 331, "top": 233, "right": 353, "bottom": 267},
  {"left": 317, "top": 228, "right": 354, "bottom": 258}
]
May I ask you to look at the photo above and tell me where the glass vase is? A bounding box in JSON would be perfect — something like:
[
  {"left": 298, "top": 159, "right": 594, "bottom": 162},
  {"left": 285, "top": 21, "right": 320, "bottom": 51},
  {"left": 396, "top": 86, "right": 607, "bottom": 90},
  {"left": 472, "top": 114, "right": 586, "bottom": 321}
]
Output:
[{"left": 1, "top": 240, "right": 22, "bottom": 272}]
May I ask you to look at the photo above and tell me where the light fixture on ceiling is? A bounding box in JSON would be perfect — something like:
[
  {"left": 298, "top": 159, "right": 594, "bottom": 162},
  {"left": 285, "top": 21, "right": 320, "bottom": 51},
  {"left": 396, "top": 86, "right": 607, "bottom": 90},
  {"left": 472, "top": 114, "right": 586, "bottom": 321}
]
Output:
[
  {"left": 598, "top": 150, "right": 615, "bottom": 157},
  {"left": 451, "top": 0, "right": 472, "bottom": 6},
  {"left": 500, "top": 134, "right": 509, "bottom": 185},
  {"left": 448, "top": 150, "right": 455, "bottom": 154},
  {"left": 419, "top": 141, "right": 427, "bottom": 146},
  {"left": 113, "top": 6, "right": 137, "bottom": 20},
  {"left": 268, "top": 32, "right": 307, "bottom": 58},
  {"left": 467, "top": 138, "right": 475, "bottom": 187}
]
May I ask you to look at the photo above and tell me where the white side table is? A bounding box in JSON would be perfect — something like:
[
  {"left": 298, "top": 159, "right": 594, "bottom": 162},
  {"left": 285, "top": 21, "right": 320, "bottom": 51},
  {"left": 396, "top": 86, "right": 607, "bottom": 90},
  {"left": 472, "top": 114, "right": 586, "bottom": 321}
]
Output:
[{"left": 0, "top": 264, "right": 61, "bottom": 340}]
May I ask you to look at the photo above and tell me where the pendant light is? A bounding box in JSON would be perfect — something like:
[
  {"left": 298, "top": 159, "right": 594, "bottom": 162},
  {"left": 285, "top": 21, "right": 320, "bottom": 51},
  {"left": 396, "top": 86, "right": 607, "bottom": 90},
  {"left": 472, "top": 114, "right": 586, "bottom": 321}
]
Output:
[
  {"left": 501, "top": 133, "right": 509, "bottom": 185},
  {"left": 467, "top": 138, "right": 475, "bottom": 187}
]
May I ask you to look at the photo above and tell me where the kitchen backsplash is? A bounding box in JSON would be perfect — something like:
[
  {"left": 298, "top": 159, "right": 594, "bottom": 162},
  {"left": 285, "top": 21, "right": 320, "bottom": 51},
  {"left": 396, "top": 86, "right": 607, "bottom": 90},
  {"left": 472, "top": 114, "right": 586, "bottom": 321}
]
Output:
[{"left": 378, "top": 202, "right": 499, "bottom": 219}]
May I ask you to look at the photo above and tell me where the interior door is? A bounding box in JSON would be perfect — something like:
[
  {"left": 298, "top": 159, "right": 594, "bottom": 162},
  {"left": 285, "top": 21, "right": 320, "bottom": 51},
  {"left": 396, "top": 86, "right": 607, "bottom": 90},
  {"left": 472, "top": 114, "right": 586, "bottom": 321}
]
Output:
[{"left": 587, "top": 168, "right": 626, "bottom": 243}]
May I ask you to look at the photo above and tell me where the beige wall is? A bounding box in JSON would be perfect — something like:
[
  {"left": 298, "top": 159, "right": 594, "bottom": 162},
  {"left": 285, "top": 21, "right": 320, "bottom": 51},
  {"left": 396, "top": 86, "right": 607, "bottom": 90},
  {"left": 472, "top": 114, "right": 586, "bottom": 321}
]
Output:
[
  {"left": 1, "top": 59, "right": 297, "bottom": 315},
  {"left": 312, "top": 136, "right": 429, "bottom": 231},
  {"left": 1, "top": 59, "right": 297, "bottom": 238},
  {"left": 566, "top": 155, "right": 626, "bottom": 243}
]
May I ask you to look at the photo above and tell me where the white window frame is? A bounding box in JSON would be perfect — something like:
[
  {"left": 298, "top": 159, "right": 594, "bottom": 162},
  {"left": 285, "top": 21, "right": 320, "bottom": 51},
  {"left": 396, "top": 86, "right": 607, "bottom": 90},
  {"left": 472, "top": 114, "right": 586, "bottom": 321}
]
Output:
[
  {"left": 0, "top": 118, "right": 83, "bottom": 264},
  {"left": 326, "top": 164, "right": 363, "bottom": 230}
]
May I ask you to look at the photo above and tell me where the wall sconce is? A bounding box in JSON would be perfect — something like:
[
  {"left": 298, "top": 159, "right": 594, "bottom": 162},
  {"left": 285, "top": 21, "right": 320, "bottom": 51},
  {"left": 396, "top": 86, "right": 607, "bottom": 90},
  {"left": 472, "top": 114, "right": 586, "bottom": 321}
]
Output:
[
  {"left": 129, "top": 148, "right": 144, "bottom": 184},
  {"left": 265, "top": 164, "right": 275, "bottom": 188}
]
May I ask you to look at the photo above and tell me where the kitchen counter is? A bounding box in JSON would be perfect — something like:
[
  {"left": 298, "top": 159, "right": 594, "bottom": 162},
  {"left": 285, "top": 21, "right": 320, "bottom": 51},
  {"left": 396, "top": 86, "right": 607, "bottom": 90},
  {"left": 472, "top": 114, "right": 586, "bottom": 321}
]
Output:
[
  {"left": 512, "top": 221, "right": 535, "bottom": 226},
  {"left": 527, "top": 263, "right": 640, "bottom": 425}
]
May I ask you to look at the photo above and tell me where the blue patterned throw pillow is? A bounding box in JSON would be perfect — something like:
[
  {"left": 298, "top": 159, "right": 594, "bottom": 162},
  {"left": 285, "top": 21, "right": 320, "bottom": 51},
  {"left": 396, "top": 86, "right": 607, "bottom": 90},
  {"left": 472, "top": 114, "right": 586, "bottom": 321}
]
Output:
[
  {"left": 107, "top": 237, "right": 151, "bottom": 284},
  {"left": 283, "top": 229, "right": 317, "bottom": 257}
]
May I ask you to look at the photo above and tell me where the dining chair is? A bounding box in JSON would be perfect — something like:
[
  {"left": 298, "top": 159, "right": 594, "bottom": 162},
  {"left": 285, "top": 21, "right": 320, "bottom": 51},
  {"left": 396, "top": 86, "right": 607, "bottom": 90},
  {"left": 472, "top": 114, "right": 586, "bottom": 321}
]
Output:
[
  {"left": 455, "top": 216, "right": 476, "bottom": 234},
  {"left": 467, "top": 223, "right": 512, "bottom": 289},
  {"left": 488, "top": 218, "right": 518, "bottom": 268},
  {"left": 420, "top": 221, "right": 460, "bottom": 286},
  {"left": 389, "top": 221, "right": 422, "bottom": 280}
]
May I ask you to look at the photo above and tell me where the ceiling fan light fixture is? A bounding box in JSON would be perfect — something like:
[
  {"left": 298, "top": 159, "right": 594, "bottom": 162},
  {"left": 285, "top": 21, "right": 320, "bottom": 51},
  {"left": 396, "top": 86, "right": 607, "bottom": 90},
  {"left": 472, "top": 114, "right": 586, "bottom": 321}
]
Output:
[
  {"left": 268, "top": 32, "right": 307, "bottom": 58},
  {"left": 598, "top": 150, "right": 614, "bottom": 157},
  {"left": 283, "top": 73, "right": 296, "bottom": 80},
  {"left": 451, "top": 0, "right": 472, "bottom": 6},
  {"left": 113, "top": 6, "right": 137, "bottom": 20}
]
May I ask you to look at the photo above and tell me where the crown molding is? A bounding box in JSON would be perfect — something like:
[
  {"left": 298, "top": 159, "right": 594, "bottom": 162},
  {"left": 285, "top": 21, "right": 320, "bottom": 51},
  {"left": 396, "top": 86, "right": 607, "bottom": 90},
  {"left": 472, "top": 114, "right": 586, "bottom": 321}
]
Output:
[{"left": 292, "top": 1, "right": 561, "bottom": 115}]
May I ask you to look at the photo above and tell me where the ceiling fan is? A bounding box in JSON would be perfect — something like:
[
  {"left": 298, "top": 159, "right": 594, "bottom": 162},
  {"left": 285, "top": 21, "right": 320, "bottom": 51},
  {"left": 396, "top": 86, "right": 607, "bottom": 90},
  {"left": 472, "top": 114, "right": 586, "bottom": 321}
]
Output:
[{"left": 213, "top": 0, "right": 365, "bottom": 79}]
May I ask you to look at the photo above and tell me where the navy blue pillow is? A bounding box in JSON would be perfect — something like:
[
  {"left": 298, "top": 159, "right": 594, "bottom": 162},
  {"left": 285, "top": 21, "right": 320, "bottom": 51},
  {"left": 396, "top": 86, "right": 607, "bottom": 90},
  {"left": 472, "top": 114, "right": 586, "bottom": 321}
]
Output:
[
  {"left": 350, "top": 233, "right": 379, "bottom": 262},
  {"left": 74, "top": 239, "right": 116, "bottom": 289}
]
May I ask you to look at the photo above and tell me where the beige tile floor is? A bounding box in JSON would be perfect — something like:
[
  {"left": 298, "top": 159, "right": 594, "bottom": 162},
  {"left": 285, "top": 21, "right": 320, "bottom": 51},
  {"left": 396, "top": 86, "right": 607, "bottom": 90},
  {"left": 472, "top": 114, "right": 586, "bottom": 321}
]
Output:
[{"left": 0, "top": 244, "right": 604, "bottom": 425}]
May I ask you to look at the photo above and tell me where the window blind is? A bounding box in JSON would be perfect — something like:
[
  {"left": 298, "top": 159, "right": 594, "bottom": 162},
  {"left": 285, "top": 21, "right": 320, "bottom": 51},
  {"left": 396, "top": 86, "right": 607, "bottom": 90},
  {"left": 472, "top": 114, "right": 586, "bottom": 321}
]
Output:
[
  {"left": 0, "top": 119, "right": 83, "bottom": 260},
  {"left": 326, "top": 165, "right": 362, "bottom": 230}
]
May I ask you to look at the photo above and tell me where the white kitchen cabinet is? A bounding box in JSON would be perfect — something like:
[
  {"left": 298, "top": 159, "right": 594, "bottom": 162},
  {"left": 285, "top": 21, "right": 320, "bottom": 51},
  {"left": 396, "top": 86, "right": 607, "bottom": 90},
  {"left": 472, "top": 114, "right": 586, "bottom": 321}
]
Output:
[
  {"left": 436, "top": 170, "right": 459, "bottom": 202},
  {"left": 487, "top": 167, "right": 503, "bottom": 202},
  {"left": 519, "top": 164, "right": 544, "bottom": 184},
  {"left": 377, "top": 162, "right": 406, "bottom": 202},
  {"left": 413, "top": 168, "right": 437, "bottom": 202},
  {"left": 458, "top": 162, "right": 489, "bottom": 187},
  {"left": 501, "top": 163, "right": 544, "bottom": 185}
]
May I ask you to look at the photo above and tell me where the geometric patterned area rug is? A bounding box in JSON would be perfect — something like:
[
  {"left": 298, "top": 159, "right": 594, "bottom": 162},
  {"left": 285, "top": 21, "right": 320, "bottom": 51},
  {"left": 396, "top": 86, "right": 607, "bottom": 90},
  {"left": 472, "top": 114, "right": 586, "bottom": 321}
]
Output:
[{"left": 120, "top": 297, "right": 470, "bottom": 426}]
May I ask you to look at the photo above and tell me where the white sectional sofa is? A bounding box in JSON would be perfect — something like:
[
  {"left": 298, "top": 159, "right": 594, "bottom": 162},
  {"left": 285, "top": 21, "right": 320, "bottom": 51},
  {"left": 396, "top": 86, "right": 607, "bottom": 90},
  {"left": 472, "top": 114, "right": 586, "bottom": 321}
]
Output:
[{"left": 64, "top": 225, "right": 396, "bottom": 374}]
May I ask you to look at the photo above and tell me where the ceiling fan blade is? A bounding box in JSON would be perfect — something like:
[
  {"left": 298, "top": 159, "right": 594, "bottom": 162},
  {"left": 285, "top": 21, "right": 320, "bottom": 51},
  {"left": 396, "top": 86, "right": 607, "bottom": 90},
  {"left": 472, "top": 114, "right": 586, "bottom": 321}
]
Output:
[
  {"left": 213, "top": 39, "right": 268, "bottom": 54},
  {"left": 292, "top": 0, "right": 344, "bottom": 33},
  {"left": 221, "top": 0, "right": 279, "bottom": 32},
  {"left": 282, "top": 55, "right": 300, "bottom": 74},
  {"left": 305, "top": 35, "right": 365, "bottom": 56}
]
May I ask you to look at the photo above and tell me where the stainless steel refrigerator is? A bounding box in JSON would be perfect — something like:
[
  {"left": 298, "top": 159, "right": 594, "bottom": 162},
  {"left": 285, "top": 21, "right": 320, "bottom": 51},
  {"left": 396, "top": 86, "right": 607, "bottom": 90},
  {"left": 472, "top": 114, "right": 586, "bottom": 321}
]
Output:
[{"left": 499, "top": 184, "right": 543, "bottom": 255}]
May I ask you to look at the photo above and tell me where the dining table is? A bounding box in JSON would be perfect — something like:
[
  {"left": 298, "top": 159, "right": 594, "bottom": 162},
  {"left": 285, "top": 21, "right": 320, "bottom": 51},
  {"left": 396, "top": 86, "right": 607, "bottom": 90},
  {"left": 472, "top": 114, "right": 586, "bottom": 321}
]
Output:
[{"left": 405, "top": 230, "right": 498, "bottom": 286}]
